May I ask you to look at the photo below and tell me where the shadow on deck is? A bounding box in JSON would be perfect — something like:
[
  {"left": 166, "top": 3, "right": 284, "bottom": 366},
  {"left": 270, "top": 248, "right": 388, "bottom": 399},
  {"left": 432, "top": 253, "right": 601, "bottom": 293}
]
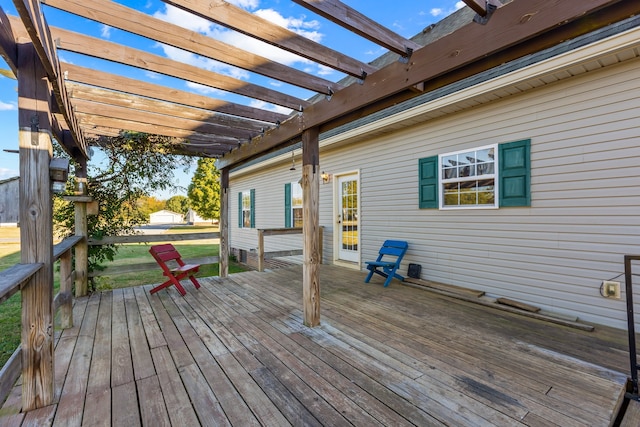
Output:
[{"left": 1, "top": 265, "right": 632, "bottom": 426}]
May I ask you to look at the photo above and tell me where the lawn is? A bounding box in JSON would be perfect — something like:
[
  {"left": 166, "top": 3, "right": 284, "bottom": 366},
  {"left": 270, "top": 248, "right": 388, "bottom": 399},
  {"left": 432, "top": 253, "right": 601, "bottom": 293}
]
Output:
[{"left": 0, "top": 226, "right": 245, "bottom": 368}]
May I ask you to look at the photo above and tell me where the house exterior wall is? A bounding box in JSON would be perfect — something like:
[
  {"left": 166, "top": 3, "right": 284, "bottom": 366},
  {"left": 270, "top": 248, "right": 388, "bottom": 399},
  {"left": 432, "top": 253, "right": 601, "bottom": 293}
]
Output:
[{"left": 229, "top": 51, "right": 640, "bottom": 329}]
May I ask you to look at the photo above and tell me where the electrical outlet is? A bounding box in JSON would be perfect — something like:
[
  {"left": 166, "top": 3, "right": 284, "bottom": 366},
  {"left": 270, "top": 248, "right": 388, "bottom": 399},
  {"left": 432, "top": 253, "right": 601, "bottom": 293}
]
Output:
[{"left": 602, "top": 281, "right": 621, "bottom": 299}]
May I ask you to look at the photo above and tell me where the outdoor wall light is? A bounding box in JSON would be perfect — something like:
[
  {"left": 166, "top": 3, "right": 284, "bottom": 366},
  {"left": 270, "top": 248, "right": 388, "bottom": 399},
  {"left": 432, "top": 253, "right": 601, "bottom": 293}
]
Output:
[
  {"left": 50, "top": 157, "right": 69, "bottom": 193},
  {"left": 321, "top": 171, "right": 331, "bottom": 184}
]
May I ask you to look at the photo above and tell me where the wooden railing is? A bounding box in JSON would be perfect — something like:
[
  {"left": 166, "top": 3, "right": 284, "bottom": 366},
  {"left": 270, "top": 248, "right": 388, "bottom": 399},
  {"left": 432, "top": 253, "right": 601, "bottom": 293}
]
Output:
[
  {"left": 87, "top": 232, "right": 220, "bottom": 277},
  {"left": 257, "top": 227, "right": 323, "bottom": 272},
  {"left": 0, "top": 235, "right": 82, "bottom": 406}
]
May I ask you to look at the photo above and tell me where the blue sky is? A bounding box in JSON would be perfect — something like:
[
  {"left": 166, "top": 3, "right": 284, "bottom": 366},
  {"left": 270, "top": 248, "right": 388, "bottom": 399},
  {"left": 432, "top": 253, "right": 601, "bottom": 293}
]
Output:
[{"left": 0, "top": 0, "right": 465, "bottom": 198}]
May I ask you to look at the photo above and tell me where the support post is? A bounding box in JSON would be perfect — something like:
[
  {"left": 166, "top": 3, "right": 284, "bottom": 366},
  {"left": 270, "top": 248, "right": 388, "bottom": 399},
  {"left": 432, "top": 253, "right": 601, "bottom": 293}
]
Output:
[
  {"left": 58, "top": 249, "right": 73, "bottom": 329},
  {"left": 18, "top": 41, "right": 55, "bottom": 411},
  {"left": 73, "top": 199, "right": 88, "bottom": 296},
  {"left": 72, "top": 160, "right": 89, "bottom": 296},
  {"left": 302, "top": 128, "right": 321, "bottom": 327},
  {"left": 219, "top": 167, "right": 229, "bottom": 278},
  {"left": 257, "top": 229, "right": 265, "bottom": 272}
]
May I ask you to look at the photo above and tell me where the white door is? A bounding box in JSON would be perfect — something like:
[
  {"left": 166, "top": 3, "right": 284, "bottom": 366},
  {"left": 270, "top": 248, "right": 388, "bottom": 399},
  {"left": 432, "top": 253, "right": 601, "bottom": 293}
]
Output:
[{"left": 336, "top": 174, "right": 359, "bottom": 262}]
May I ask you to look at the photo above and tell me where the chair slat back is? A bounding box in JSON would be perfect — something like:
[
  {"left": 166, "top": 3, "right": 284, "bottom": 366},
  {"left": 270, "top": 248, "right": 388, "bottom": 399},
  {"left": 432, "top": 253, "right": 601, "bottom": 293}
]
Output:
[
  {"left": 379, "top": 240, "right": 408, "bottom": 258},
  {"left": 150, "top": 244, "right": 182, "bottom": 263}
]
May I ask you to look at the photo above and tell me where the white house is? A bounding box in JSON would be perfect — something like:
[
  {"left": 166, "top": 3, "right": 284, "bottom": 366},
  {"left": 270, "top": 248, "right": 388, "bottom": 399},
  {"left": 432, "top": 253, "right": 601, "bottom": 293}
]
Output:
[
  {"left": 149, "top": 209, "right": 184, "bottom": 225},
  {"left": 186, "top": 208, "right": 214, "bottom": 225},
  {"left": 227, "top": 12, "right": 640, "bottom": 330}
]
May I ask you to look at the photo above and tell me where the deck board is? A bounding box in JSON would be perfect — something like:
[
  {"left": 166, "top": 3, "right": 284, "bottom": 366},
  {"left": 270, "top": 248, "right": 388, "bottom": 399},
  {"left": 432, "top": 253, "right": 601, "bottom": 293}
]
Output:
[{"left": 2, "top": 264, "right": 632, "bottom": 426}]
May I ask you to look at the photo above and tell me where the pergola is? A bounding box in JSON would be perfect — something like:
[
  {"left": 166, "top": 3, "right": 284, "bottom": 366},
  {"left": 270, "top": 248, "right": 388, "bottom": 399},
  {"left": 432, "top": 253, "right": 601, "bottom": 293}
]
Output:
[{"left": 2, "top": 0, "right": 638, "bottom": 412}]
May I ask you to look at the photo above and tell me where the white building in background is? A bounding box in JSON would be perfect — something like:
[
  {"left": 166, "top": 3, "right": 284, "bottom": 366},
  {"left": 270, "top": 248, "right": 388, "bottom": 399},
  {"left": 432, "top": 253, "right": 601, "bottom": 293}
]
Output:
[{"left": 149, "top": 209, "right": 184, "bottom": 225}]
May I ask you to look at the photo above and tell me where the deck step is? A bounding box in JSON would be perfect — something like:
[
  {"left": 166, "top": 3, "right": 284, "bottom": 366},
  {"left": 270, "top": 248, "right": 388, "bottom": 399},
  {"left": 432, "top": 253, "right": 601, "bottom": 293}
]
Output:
[{"left": 621, "top": 399, "right": 640, "bottom": 426}]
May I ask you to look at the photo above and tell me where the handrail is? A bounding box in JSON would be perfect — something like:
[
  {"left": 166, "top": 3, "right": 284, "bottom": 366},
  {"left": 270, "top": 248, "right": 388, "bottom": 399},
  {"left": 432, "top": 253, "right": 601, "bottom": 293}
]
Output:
[
  {"left": 88, "top": 232, "right": 219, "bottom": 245},
  {"left": 87, "top": 232, "right": 220, "bottom": 278},
  {"left": 625, "top": 255, "right": 640, "bottom": 400},
  {"left": 53, "top": 235, "right": 83, "bottom": 260},
  {"left": 0, "top": 263, "right": 43, "bottom": 304},
  {"left": 0, "top": 236, "right": 83, "bottom": 406},
  {"left": 257, "top": 227, "right": 323, "bottom": 272}
]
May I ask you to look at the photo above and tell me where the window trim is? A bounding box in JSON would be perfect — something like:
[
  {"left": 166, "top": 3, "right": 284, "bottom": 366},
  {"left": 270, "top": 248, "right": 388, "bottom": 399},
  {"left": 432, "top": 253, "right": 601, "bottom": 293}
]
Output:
[
  {"left": 238, "top": 189, "right": 255, "bottom": 228},
  {"left": 438, "top": 143, "right": 499, "bottom": 210}
]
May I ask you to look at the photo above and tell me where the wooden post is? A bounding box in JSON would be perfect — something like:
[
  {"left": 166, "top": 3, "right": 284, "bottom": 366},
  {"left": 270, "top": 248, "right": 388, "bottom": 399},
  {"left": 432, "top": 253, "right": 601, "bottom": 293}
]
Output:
[
  {"left": 257, "top": 229, "right": 265, "bottom": 272},
  {"left": 73, "top": 200, "right": 88, "bottom": 296},
  {"left": 219, "top": 168, "right": 229, "bottom": 278},
  {"left": 73, "top": 160, "right": 89, "bottom": 296},
  {"left": 18, "top": 41, "right": 55, "bottom": 411},
  {"left": 58, "top": 250, "right": 73, "bottom": 329},
  {"left": 302, "top": 128, "right": 321, "bottom": 327}
]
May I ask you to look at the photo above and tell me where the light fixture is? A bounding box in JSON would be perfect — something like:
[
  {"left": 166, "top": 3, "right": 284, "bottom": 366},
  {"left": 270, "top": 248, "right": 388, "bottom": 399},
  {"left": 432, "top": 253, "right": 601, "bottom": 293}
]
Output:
[
  {"left": 50, "top": 157, "right": 69, "bottom": 193},
  {"left": 321, "top": 171, "right": 331, "bottom": 184},
  {"left": 289, "top": 150, "right": 296, "bottom": 171}
]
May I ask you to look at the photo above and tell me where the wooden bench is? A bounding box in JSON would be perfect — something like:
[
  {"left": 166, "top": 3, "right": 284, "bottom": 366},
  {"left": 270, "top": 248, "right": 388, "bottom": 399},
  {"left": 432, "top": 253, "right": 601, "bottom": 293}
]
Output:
[
  {"left": 364, "top": 240, "right": 409, "bottom": 287},
  {"left": 149, "top": 244, "right": 201, "bottom": 296}
]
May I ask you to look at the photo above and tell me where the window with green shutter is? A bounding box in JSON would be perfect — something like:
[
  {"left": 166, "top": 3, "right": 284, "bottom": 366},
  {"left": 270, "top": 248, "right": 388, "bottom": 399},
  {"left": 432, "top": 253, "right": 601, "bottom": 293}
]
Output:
[{"left": 419, "top": 139, "right": 530, "bottom": 209}]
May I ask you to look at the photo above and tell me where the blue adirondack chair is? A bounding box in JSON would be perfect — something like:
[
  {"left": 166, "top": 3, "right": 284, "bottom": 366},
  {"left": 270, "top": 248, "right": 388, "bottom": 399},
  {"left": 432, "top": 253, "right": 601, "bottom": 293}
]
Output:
[{"left": 364, "top": 240, "right": 409, "bottom": 287}]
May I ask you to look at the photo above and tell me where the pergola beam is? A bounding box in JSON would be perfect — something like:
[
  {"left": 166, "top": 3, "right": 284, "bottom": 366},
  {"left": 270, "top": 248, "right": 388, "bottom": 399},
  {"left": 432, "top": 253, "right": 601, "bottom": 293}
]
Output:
[
  {"left": 0, "top": 7, "right": 17, "bottom": 75},
  {"left": 9, "top": 5, "right": 87, "bottom": 158},
  {"left": 42, "top": 0, "right": 341, "bottom": 96},
  {"left": 292, "top": 0, "right": 421, "bottom": 57},
  {"left": 50, "top": 25, "right": 308, "bottom": 111},
  {"left": 162, "top": 0, "right": 377, "bottom": 79},
  {"left": 67, "top": 84, "right": 270, "bottom": 133},
  {"left": 61, "top": 63, "right": 288, "bottom": 124},
  {"left": 218, "top": 0, "right": 639, "bottom": 169}
]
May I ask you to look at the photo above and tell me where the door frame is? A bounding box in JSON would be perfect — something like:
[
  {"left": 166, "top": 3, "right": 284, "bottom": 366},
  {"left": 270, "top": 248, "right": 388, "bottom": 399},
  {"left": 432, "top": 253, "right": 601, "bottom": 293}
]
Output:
[{"left": 332, "top": 170, "right": 361, "bottom": 268}]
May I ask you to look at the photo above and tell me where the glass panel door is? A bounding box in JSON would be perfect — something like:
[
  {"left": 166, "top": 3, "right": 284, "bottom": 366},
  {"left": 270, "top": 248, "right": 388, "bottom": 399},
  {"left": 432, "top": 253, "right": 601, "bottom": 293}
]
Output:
[{"left": 337, "top": 174, "right": 359, "bottom": 262}]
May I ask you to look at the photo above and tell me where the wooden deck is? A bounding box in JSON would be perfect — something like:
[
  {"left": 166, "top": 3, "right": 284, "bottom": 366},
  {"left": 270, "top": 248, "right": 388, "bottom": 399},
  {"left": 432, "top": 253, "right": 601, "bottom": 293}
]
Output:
[{"left": 1, "top": 265, "right": 632, "bottom": 426}]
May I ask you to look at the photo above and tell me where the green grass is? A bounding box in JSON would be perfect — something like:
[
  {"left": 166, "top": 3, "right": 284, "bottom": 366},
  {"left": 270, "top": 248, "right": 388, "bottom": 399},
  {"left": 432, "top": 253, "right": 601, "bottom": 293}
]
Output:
[{"left": 0, "top": 226, "right": 245, "bottom": 368}]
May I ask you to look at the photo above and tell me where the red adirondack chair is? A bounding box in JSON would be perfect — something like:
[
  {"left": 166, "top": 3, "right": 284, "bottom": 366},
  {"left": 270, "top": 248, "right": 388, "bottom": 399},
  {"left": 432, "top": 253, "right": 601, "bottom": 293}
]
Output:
[{"left": 149, "top": 244, "right": 201, "bottom": 296}]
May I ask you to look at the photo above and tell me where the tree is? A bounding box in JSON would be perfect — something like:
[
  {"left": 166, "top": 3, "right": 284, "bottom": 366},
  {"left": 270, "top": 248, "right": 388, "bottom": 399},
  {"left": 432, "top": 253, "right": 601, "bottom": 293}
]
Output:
[
  {"left": 188, "top": 158, "right": 220, "bottom": 220},
  {"left": 53, "top": 132, "right": 192, "bottom": 288},
  {"left": 166, "top": 195, "right": 190, "bottom": 216}
]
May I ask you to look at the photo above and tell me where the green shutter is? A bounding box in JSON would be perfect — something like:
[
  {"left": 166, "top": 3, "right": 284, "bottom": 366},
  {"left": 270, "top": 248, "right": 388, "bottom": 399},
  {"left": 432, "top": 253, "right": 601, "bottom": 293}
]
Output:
[
  {"left": 499, "top": 139, "right": 531, "bottom": 207},
  {"left": 238, "top": 192, "right": 243, "bottom": 228},
  {"left": 284, "top": 183, "right": 292, "bottom": 228},
  {"left": 418, "top": 156, "right": 439, "bottom": 209},
  {"left": 250, "top": 189, "right": 255, "bottom": 228}
]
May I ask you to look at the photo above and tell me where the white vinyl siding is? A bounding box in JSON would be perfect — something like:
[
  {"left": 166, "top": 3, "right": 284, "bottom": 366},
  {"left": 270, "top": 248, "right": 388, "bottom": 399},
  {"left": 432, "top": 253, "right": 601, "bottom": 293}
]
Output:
[{"left": 230, "top": 56, "right": 640, "bottom": 330}]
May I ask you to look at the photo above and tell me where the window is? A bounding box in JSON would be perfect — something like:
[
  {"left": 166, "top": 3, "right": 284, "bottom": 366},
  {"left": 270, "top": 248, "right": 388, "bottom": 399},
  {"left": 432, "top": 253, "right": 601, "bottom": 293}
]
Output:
[
  {"left": 419, "top": 139, "right": 530, "bottom": 209},
  {"left": 441, "top": 145, "right": 497, "bottom": 208},
  {"left": 284, "top": 182, "right": 303, "bottom": 227},
  {"left": 238, "top": 189, "right": 255, "bottom": 228}
]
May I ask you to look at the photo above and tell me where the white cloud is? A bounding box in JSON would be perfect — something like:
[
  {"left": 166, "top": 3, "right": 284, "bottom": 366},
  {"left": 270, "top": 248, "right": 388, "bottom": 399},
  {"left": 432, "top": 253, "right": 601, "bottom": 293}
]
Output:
[
  {"left": 157, "top": 43, "right": 250, "bottom": 80},
  {"left": 185, "top": 82, "right": 224, "bottom": 96},
  {"left": 249, "top": 99, "right": 292, "bottom": 115},
  {"left": 144, "top": 71, "right": 162, "bottom": 80},
  {"left": 316, "top": 65, "right": 333, "bottom": 76},
  {"left": 254, "top": 9, "right": 322, "bottom": 42},
  {"left": 100, "top": 24, "right": 111, "bottom": 38},
  {"left": 153, "top": 4, "right": 213, "bottom": 33},
  {"left": 227, "top": 0, "right": 259, "bottom": 9},
  {"left": 432, "top": 2, "right": 466, "bottom": 17},
  {"left": 0, "top": 167, "right": 18, "bottom": 179},
  {"left": 0, "top": 100, "right": 16, "bottom": 111}
]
